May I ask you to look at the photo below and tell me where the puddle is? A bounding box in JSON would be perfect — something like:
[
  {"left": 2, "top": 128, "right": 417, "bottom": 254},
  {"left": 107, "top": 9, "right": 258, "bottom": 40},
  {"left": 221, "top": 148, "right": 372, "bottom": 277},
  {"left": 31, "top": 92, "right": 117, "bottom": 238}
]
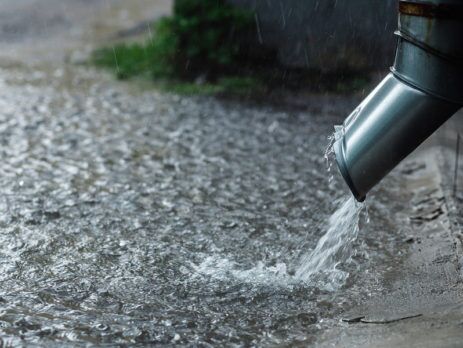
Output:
[{"left": 0, "top": 59, "right": 412, "bottom": 347}]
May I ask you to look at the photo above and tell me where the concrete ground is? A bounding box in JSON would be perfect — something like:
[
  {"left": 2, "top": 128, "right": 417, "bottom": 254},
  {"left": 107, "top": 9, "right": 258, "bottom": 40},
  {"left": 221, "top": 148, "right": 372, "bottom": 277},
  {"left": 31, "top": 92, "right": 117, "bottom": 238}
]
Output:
[{"left": 0, "top": 0, "right": 172, "bottom": 63}]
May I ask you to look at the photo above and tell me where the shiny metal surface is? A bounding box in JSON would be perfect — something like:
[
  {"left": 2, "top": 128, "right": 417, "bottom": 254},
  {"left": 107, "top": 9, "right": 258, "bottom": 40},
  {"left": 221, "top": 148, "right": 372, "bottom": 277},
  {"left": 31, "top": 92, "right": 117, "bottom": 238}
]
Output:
[
  {"left": 334, "top": 0, "right": 463, "bottom": 201},
  {"left": 334, "top": 74, "right": 460, "bottom": 201},
  {"left": 398, "top": 11, "right": 463, "bottom": 60},
  {"left": 392, "top": 38, "right": 463, "bottom": 104},
  {"left": 395, "top": 0, "right": 463, "bottom": 104}
]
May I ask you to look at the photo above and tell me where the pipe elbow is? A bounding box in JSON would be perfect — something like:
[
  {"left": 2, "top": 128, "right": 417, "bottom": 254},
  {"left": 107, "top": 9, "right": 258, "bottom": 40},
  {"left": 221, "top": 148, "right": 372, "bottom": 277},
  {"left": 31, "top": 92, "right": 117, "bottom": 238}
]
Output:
[{"left": 334, "top": 0, "right": 463, "bottom": 201}]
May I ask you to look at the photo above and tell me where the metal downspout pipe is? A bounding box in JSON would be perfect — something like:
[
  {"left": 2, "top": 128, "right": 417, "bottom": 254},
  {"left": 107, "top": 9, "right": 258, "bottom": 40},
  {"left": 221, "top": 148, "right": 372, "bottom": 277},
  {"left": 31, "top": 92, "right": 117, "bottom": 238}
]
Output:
[{"left": 334, "top": 0, "right": 463, "bottom": 202}]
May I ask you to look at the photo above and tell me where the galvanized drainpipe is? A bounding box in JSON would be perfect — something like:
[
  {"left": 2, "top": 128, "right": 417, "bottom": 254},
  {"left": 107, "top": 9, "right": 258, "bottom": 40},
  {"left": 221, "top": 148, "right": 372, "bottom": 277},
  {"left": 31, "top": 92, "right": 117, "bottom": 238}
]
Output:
[{"left": 334, "top": 0, "right": 463, "bottom": 202}]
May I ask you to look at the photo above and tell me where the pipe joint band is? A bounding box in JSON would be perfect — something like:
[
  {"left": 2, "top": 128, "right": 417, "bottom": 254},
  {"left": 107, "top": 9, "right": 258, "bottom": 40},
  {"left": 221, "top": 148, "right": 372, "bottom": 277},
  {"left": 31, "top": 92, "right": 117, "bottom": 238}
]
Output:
[{"left": 399, "top": 0, "right": 463, "bottom": 20}]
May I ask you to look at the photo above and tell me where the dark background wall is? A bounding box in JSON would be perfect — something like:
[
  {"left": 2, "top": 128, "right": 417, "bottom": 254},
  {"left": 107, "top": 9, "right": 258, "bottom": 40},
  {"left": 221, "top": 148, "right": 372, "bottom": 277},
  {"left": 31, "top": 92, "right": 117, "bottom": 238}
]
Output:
[{"left": 229, "top": 0, "right": 398, "bottom": 72}]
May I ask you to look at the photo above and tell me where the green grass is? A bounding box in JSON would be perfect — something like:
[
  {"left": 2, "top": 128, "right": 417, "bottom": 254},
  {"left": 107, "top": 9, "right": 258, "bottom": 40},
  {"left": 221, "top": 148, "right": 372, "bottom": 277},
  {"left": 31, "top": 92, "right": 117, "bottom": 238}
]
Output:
[
  {"left": 91, "top": 0, "right": 371, "bottom": 97},
  {"left": 92, "top": 17, "right": 178, "bottom": 80},
  {"left": 91, "top": 21, "right": 264, "bottom": 96},
  {"left": 91, "top": 0, "right": 261, "bottom": 96},
  {"left": 153, "top": 77, "right": 264, "bottom": 96}
]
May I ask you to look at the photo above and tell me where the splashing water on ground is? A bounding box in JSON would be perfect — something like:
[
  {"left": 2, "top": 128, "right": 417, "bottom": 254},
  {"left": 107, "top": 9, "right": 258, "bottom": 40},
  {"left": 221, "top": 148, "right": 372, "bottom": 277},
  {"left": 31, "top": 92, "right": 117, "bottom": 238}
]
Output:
[
  {"left": 0, "top": 2, "right": 414, "bottom": 345},
  {"left": 196, "top": 130, "right": 364, "bottom": 291},
  {"left": 193, "top": 256, "right": 293, "bottom": 286},
  {"left": 195, "top": 195, "right": 363, "bottom": 291}
]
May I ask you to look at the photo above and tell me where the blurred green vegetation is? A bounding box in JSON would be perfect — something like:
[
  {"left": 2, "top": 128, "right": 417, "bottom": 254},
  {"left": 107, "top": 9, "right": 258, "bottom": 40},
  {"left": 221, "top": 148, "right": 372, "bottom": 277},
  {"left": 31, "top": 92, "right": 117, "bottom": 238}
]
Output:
[
  {"left": 92, "top": 0, "right": 264, "bottom": 94},
  {"left": 170, "top": 0, "right": 254, "bottom": 77},
  {"left": 154, "top": 76, "right": 263, "bottom": 96},
  {"left": 92, "top": 0, "right": 371, "bottom": 96},
  {"left": 93, "top": 18, "right": 178, "bottom": 79}
]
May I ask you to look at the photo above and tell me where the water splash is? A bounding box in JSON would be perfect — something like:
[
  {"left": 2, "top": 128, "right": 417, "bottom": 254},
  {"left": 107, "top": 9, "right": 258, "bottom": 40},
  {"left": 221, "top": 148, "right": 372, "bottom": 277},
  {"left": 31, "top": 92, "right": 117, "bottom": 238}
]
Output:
[
  {"left": 294, "top": 196, "right": 362, "bottom": 290},
  {"left": 324, "top": 133, "right": 336, "bottom": 183},
  {"left": 196, "top": 196, "right": 363, "bottom": 291},
  {"left": 325, "top": 125, "right": 344, "bottom": 185},
  {"left": 193, "top": 256, "right": 293, "bottom": 286},
  {"left": 195, "top": 128, "right": 365, "bottom": 291}
]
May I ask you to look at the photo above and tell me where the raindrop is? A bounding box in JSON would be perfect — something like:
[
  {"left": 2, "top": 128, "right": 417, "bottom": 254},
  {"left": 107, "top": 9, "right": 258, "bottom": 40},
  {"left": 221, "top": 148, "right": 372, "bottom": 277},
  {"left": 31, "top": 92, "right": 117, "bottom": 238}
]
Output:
[{"left": 255, "top": 13, "right": 263, "bottom": 44}]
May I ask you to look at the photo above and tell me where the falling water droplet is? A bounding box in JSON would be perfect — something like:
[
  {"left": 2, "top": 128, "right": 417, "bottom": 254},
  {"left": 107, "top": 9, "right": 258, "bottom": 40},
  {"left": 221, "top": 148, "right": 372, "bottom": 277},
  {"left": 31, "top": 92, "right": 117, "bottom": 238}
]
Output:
[{"left": 255, "top": 13, "right": 263, "bottom": 44}]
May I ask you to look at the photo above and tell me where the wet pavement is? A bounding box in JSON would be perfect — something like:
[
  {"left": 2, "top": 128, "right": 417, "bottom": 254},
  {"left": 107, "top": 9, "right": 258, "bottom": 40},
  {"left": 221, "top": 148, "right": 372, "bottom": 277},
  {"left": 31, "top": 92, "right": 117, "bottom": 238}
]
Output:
[
  {"left": 0, "top": 1, "right": 462, "bottom": 347},
  {"left": 0, "top": 62, "right": 405, "bottom": 346}
]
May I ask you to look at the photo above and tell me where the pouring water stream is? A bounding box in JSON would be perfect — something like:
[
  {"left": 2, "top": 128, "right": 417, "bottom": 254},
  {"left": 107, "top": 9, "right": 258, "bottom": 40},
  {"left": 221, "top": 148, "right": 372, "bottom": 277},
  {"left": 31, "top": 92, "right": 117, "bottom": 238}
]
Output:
[
  {"left": 196, "top": 127, "right": 367, "bottom": 291},
  {"left": 293, "top": 126, "right": 365, "bottom": 289}
]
